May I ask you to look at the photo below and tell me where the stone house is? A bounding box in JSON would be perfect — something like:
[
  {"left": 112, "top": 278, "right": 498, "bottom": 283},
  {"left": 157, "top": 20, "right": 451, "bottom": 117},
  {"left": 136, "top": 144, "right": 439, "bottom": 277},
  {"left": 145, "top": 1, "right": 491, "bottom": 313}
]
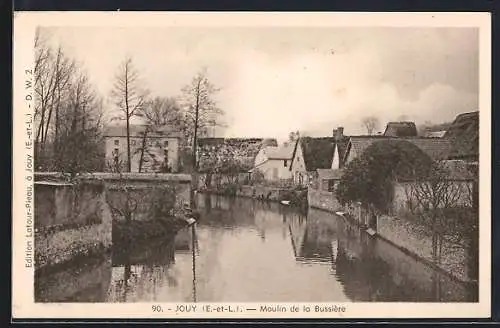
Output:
[
  {"left": 103, "top": 125, "right": 181, "bottom": 173},
  {"left": 252, "top": 144, "right": 295, "bottom": 181},
  {"left": 197, "top": 137, "right": 277, "bottom": 173},
  {"left": 289, "top": 129, "right": 345, "bottom": 187},
  {"left": 306, "top": 123, "right": 454, "bottom": 217}
]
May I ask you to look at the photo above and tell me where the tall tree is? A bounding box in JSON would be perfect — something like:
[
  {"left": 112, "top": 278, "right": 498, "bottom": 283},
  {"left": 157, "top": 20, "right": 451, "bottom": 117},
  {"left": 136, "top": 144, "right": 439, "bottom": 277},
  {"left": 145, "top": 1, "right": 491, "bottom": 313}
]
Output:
[
  {"left": 408, "top": 161, "right": 474, "bottom": 265},
  {"left": 135, "top": 96, "right": 184, "bottom": 173},
  {"left": 181, "top": 68, "right": 224, "bottom": 171},
  {"left": 110, "top": 57, "right": 149, "bottom": 172},
  {"left": 34, "top": 29, "right": 76, "bottom": 167},
  {"left": 34, "top": 28, "right": 103, "bottom": 173},
  {"left": 55, "top": 71, "right": 105, "bottom": 174},
  {"left": 361, "top": 116, "right": 381, "bottom": 135}
]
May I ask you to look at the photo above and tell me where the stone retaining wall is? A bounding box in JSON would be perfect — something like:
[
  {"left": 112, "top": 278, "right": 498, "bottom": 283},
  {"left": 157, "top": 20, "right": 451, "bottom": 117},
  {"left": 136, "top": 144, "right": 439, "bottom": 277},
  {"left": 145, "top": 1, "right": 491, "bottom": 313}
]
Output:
[
  {"left": 35, "top": 181, "right": 113, "bottom": 270},
  {"left": 307, "top": 188, "right": 341, "bottom": 213},
  {"left": 376, "top": 215, "right": 472, "bottom": 283}
]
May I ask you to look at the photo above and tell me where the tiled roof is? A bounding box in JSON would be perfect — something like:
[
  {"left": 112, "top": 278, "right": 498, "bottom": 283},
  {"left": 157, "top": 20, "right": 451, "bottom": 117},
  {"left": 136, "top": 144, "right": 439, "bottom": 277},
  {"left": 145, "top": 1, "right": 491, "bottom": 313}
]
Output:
[
  {"left": 384, "top": 122, "right": 418, "bottom": 137},
  {"left": 441, "top": 160, "right": 477, "bottom": 180},
  {"left": 300, "top": 137, "right": 337, "bottom": 172},
  {"left": 103, "top": 125, "right": 181, "bottom": 138},
  {"left": 347, "top": 136, "right": 451, "bottom": 162},
  {"left": 444, "top": 111, "right": 479, "bottom": 160},
  {"left": 263, "top": 145, "right": 295, "bottom": 160},
  {"left": 424, "top": 131, "right": 446, "bottom": 138},
  {"left": 405, "top": 138, "right": 451, "bottom": 160}
]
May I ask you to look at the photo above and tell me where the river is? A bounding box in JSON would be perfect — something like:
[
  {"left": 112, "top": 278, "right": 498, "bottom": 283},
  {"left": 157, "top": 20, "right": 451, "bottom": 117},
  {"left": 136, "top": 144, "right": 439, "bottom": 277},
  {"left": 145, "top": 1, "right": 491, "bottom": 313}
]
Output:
[{"left": 35, "top": 194, "right": 476, "bottom": 303}]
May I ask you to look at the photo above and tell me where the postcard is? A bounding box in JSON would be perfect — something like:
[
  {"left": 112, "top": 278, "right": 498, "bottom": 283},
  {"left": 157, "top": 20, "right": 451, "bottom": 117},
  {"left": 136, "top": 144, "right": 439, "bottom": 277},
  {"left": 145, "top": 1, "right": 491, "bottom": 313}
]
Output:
[{"left": 12, "top": 11, "right": 491, "bottom": 319}]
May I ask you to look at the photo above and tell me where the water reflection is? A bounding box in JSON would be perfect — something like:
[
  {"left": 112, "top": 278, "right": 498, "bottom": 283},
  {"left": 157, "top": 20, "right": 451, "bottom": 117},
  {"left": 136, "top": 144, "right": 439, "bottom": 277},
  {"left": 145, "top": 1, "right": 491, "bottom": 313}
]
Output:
[{"left": 36, "top": 194, "right": 476, "bottom": 303}]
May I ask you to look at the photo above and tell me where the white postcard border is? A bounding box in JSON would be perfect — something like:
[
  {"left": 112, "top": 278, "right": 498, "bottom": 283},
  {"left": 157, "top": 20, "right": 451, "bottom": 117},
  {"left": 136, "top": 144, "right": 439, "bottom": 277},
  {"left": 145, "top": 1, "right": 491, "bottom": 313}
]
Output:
[{"left": 12, "top": 11, "right": 492, "bottom": 319}]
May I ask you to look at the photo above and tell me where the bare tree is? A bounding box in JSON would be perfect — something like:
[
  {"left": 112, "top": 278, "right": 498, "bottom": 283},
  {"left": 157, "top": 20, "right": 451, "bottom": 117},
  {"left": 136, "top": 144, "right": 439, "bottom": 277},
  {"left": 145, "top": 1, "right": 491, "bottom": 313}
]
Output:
[
  {"left": 131, "top": 96, "right": 185, "bottom": 173},
  {"left": 110, "top": 57, "right": 149, "bottom": 172},
  {"left": 34, "top": 28, "right": 103, "bottom": 173},
  {"left": 55, "top": 71, "right": 105, "bottom": 175},
  {"left": 140, "top": 96, "right": 183, "bottom": 129},
  {"left": 34, "top": 30, "right": 76, "bottom": 166},
  {"left": 361, "top": 116, "right": 380, "bottom": 135},
  {"left": 408, "top": 162, "right": 467, "bottom": 264},
  {"left": 181, "top": 68, "right": 224, "bottom": 171}
]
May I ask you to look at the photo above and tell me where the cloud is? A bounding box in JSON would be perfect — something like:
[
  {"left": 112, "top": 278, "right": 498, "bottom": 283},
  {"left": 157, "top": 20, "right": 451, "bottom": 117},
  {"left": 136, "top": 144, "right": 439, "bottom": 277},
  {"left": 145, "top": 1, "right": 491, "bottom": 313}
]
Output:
[{"left": 43, "top": 26, "right": 479, "bottom": 141}]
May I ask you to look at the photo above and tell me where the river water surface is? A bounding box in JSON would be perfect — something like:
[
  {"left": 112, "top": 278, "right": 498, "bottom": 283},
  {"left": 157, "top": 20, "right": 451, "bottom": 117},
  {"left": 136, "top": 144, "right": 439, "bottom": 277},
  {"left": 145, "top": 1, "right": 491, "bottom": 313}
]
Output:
[{"left": 35, "top": 194, "right": 476, "bottom": 303}]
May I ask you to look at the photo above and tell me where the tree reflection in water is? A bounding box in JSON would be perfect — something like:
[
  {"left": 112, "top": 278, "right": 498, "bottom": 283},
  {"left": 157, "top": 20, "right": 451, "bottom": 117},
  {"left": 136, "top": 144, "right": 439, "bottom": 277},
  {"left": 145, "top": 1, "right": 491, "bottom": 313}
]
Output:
[{"left": 38, "top": 195, "right": 476, "bottom": 303}]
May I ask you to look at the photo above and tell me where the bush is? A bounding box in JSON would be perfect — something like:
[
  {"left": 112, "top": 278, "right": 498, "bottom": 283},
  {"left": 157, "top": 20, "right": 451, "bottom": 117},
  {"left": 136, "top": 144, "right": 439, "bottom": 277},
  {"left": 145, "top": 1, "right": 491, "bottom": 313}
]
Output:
[{"left": 336, "top": 139, "right": 433, "bottom": 214}]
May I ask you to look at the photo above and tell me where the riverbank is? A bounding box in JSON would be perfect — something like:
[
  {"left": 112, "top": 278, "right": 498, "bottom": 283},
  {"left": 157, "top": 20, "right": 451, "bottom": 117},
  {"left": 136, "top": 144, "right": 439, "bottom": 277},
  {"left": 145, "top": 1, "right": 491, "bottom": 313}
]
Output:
[
  {"left": 34, "top": 181, "right": 113, "bottom": 270},
  {"left": 199, "top": 184, "right": 308, "bottom": 209}
]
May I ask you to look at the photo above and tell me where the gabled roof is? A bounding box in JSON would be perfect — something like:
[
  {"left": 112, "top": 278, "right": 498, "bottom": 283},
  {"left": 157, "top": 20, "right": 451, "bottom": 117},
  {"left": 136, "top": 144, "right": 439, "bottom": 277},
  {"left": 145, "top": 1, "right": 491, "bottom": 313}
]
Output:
[
  {"left": 299, "top": 137, "right": 337, "bottom": 172},
  {"left": 103, "top": 125, "right": 181, "bottom": 138},
  {"left": 444, "top": 111, "right": 479, "bottom": 160},
  {"left": 384, "top": 122, "right": 418, "bottom": 137},
  {"left": 345, "top": 136, "right": 451, "bottom": 163},
  {"left": 262, "top": 145, "right": 295, "bottom": 160}
]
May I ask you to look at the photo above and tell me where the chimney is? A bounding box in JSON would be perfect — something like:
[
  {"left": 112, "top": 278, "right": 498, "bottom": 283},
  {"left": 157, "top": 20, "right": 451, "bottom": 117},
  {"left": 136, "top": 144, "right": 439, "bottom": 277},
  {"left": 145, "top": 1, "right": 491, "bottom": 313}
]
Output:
[{"left": 335, "top": 127, "right": 344, "bottom": 141}]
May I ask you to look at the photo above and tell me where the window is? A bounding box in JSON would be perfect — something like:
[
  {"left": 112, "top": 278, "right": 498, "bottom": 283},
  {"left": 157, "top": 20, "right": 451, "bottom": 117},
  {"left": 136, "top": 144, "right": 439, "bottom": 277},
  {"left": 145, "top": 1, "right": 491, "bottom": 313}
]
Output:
[
  {"left": 284, "top": 160, "right": 288, "bottom": 167},
  {"left": 155, "top": 141, "right": 161, "bottom": 147},
  {"left": 321, "top": 179, "right": 336, "bottom": 192},
  {"left": 131, "top": 140, "right": 136, "bottom": 146},
  {"left": 328, "top": 180, "right": 336, "bottom": 192},
  {"left": 114, "top": 140, "right": 119, "bottom": 146},
  {"left": 164, "top": 140, "right": 169, "bottom": 148},
  {"left": 113, "top": 148, "right": 119, "bottom": 156}
]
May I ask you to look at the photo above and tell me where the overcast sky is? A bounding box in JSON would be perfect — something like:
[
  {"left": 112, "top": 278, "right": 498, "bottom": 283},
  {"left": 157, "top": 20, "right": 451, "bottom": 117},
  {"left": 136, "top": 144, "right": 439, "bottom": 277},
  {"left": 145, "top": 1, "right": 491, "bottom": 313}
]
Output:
[{"left": 42, "top": 26, "right": 479, "bottom": 141}]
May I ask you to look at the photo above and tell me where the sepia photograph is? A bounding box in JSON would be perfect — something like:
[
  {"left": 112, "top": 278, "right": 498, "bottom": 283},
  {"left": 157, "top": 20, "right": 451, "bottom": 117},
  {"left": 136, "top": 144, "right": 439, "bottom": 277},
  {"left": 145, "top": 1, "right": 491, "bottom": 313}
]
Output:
[{"left": 12, "top": 12, "right": 491, "bottom": 319}]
